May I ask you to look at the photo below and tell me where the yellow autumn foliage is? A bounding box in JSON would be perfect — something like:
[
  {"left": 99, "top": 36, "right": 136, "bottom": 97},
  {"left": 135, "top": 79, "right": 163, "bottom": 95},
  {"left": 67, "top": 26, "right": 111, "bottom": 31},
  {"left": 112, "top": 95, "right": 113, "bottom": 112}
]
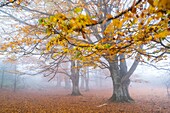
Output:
[{"left": 148, "top": 0, "right": 170, "bottom": 10}]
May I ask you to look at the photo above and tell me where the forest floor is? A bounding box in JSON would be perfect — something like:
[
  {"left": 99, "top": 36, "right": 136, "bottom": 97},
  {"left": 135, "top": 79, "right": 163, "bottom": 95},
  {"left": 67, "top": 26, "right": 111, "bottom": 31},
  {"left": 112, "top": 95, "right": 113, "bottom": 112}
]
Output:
[{"left": 0, "top": 87, "right": 170, "bottom": 113}]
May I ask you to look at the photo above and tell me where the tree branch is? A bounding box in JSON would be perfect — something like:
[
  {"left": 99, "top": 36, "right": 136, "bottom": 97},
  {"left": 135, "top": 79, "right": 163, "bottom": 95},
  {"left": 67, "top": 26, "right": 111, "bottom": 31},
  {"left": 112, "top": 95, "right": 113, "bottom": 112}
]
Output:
[
  {"left": 0, "top": 9, "right": 32, "bottom": 26},
  {"left": 86, "top": 0, "right": 142, "bottom": 26},
  {"left": 0, "top": 0, "right": 17, "bottom": 7}
]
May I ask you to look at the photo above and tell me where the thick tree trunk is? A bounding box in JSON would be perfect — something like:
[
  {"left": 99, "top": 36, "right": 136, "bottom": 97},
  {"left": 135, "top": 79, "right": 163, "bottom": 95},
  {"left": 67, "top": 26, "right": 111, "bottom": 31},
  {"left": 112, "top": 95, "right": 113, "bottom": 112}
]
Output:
[
  {"left": 109, "top": 77, "right": 133, "bottom": 102},
  {"left": 105, "top": 53, "right": 139, "bottom": 103},
  {"left": 70, "top": 60, "right": 81, "bottom": 96},
  {"left": 108, "top": 58, "right": 134, "bottom": 102},
  {"left": 71, "top": 77, "right": 81, "bottom": 96}
]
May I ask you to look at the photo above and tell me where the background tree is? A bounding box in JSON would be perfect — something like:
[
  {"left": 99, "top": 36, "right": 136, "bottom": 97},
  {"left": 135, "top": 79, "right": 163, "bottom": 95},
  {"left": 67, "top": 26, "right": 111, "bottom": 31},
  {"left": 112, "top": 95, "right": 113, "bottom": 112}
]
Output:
[
  {"left": 0, "top": 69, "right": 5, "bottom": 89},
  {"left": 80, "top": 67, "right": 90, "bottom": 91},
  {"left": 165, "top": 78, "right": 170, "bottom": 97}
]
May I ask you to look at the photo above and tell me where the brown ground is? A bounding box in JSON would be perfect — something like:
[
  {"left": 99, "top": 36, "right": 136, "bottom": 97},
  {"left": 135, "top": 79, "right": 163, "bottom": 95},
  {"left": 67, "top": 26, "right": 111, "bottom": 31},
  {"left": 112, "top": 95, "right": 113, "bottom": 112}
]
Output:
[{"left": 0, "top": 87, "right": 170, "bottom": 113}]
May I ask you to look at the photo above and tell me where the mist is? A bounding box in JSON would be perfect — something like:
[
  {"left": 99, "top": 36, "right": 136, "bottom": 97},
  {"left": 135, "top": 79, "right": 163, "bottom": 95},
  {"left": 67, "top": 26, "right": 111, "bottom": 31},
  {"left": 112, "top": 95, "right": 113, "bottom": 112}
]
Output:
[
  {"left": 0, "top": 57, "right": 169, "bottom": 94},
  {"left": 0, "top": 0, "right": 170, "bottom": 112}
]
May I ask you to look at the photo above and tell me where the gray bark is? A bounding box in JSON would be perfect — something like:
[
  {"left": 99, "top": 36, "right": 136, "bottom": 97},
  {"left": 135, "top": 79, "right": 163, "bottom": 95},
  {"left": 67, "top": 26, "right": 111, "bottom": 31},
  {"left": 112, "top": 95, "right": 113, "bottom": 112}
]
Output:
[
  {"left": 109, "top": 61, "right": 131, "bottom": 102},
  {"left": 0, "top": 70, "right": 4, "bottom": 89},
  {"left": 121, "top": 54, "right": 140, "bottom": 83},
  {"left": 70, "top": 61, "right": 81, "bottom": 96},
  {"left": 71, "top": 77, "right": 81, "bottom": 96},
  {"left": 107, "top": 54, "right": 138, "bottom": 102}
]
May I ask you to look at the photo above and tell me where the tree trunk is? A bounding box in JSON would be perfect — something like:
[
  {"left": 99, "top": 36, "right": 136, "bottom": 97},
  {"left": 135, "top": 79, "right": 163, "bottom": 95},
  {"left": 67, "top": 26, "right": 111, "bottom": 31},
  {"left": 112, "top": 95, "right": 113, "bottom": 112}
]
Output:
[
  {"left": 166, "top": 83, "right": 170, "bottom": 97},
  {"left": 14, "top": 70, "right": 17, "bottom": 92},
  {"left": 71, "top": 77, "right": 81, "bottom": 96},
  {"left": 56, "top": 75, "right": 62, "bottom": 88},
  {"left": 70, "top": 60, "right": 81, "bottom": 96},
  {"left": 0, "top": 70, "right": 4, "bottom": 89},
  {"left": 85, "top": 78, "right": 89, "bottom": 91},
  {"left": 108, "top": 57, "right": 134, "bottom": 102},
  {"left": 80, "top": 76, "right": 85, "bottom": 89},
  {"left": 109, "top": 76, "right": 133, "bottom": 102},
  {"left": 85, "top": 69, "right": 90, "bottom": 91},
  {"left": 104, "top": 53, "right": 139, "bottom": 103},
  {"left": 95, "top": 70, "right": 99, "bottom": 88},
  {"left": 64, "top": 77, "right": 71, "bottom": 89}
]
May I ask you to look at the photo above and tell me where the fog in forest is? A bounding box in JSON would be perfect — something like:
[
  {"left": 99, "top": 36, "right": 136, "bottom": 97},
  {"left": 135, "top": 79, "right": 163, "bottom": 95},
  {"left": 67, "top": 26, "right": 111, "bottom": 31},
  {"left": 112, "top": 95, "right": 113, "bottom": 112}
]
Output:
[
  {"left": 0, "top": 57, "right": 169, "bottom": 96},
  {"left": 0, "top": 0, "right": 170, "bottom": 112}
]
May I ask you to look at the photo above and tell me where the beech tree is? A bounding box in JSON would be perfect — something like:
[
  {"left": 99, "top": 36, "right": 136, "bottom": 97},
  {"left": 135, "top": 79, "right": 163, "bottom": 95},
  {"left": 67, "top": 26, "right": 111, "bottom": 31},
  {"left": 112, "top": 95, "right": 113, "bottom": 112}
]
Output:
[
  {"left": 36, "top": 0, "right": 170, "bottom": 102},
  {"left": 35, "top": 0, "right": 169, "bottom": 102},
  {"left": 1, "top": 0, "right": 170, "bottom": 102}
]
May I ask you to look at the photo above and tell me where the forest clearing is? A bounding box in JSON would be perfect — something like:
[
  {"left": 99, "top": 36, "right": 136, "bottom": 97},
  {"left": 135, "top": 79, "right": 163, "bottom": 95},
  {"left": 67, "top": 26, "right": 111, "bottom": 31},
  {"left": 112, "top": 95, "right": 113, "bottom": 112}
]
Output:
[
  {"left": 0, "top": 0, "right": 170, "bottom": 113},
  {"left": 0, "top": 87, "right": 170, "bottom": 113}
]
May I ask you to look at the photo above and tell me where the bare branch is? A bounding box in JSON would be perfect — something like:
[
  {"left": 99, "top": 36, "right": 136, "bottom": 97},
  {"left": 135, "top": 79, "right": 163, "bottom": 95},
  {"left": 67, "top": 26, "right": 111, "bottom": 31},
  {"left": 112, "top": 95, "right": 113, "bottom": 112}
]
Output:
[
  {"left": 0, "top": 0, "right": 17, "bottom": 7},
  {"left": 0, "top": 9, "right": 32, "bottom": 26},
  {"left": 86, "top": 0, "right": 142, "bottom": 26}
]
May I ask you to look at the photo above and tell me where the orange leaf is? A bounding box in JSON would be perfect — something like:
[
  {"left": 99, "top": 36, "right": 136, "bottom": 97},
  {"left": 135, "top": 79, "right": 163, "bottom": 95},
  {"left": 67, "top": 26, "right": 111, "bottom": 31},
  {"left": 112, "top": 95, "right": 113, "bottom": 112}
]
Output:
[{"left": 106, "top": 14, "right": 113, "bottom": 19}]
